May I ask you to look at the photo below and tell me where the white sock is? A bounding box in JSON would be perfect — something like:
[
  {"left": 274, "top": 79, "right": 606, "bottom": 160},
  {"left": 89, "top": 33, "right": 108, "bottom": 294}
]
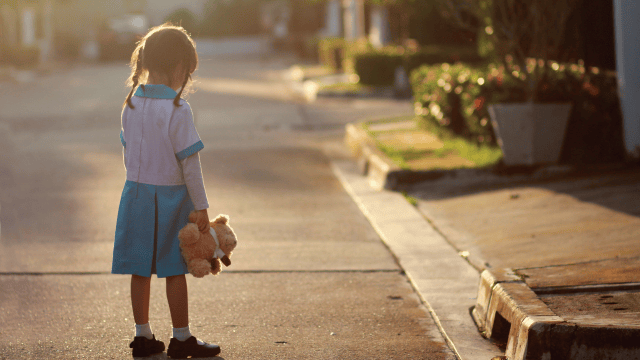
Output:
[
  {"left": 173, "top": 326, "right": 205, "bottom": 344},
  {"left": 135, "top": 323, "right": 153, "bottom": 340},
  {"left": 172, "top": 326, "right": 192, "bottom": 341}
]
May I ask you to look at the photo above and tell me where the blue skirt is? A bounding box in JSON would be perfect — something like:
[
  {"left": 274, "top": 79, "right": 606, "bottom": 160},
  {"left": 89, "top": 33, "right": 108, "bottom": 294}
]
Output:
[{"left": 112, "top": 180, "right": 192, "bottom": 278}]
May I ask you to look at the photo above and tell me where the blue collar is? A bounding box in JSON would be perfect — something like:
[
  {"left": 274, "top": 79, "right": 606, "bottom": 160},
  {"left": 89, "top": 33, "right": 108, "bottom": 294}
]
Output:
[{"left": 134, "top": 84, "right": 178, "bottom": 99}]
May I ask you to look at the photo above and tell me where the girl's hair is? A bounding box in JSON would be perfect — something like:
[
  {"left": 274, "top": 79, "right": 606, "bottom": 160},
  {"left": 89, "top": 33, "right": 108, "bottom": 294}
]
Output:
[{"left": 124, "top": 23, "right": 198, "bottom": 109}]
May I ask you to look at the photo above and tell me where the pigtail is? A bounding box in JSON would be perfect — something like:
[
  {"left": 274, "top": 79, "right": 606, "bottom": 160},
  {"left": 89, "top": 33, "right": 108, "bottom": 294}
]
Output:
[
  {"left": 124, "top": 45, "right": 144, "bottom": 109},
  {"left": 173, "top": 73, "right": 190, "bottom": 107}
]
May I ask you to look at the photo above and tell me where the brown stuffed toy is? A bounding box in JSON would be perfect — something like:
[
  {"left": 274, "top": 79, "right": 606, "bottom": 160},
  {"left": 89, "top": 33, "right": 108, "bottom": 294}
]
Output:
[{"left": 178, "top": 212, "right": 238, "bottom": 277}]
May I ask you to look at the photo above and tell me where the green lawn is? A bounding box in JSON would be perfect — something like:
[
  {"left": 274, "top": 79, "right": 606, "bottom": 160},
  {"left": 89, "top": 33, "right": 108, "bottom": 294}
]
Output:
[{"left": 363, "top": 116, "right": 503, "bottom": 171}]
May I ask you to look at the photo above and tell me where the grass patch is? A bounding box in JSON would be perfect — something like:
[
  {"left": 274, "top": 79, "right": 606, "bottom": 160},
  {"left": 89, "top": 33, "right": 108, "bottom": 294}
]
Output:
[
  {"left": 437, "top": 137, "right": 503, "bottom": 168},
  {"left": 402, "top": 192, "right": 419, "bottom": 207},
  {"left": 376, "top": 143, "right": 412, "bottom": 169},
  {"left": 418, "top": 119, "right": 503, "bottom": 168},
  {"left": 363, "top": 116, "right": 503, "bottom": 171},
  {"left": 364, "top": 115, "right": 415, "bottom": 127}
]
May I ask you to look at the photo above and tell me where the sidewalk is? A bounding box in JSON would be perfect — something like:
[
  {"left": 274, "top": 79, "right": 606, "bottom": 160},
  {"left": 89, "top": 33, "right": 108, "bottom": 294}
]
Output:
[{"left": 339, "top": 122, "right": 640, "bottom": 359}]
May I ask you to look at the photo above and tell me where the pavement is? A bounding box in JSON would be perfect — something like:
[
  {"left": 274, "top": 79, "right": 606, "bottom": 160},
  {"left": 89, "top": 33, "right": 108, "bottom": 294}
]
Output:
[{"left": 341, "top": 111, "right": 640, "bottom": 359}]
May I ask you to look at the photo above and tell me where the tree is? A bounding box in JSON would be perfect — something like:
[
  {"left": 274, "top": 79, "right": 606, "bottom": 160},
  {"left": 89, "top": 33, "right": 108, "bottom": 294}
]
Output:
[
  {"left": 438, "top": 0, "right": 580, "bottom": 101},
  {"left": 164, "top": 8, "right": 198, "bottom": 36}
]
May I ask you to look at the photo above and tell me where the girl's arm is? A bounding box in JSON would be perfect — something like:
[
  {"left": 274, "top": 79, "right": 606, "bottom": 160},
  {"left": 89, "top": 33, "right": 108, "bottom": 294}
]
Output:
[
  {"left": 181, "top": 153, "right": 210, "bottom": 232},
  {"left": 169, "top": 102, "right": 209, "bottom": 231}
]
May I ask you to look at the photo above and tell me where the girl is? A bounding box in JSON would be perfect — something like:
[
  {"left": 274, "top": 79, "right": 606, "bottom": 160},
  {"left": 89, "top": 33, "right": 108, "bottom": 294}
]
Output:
[{"left": 111, "top": 24, "right": 220, "bottom": 358}]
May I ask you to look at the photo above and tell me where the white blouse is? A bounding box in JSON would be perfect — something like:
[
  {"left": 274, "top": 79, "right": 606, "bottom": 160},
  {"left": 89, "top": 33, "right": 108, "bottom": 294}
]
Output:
[{"left": 120, "top": 85, "right": 209, "bottom": 210}]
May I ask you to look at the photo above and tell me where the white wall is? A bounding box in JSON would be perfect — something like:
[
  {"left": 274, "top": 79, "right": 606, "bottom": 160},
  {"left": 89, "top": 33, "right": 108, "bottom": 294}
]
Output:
[
  {"left": 614, "top": 0, "right": 640, "bottom": 157},
  {"left": 320, "top": 0, "right": 341, "bottom": 37},
  {"left": 342, "top": 0, "right": 365, "bottom": 40},
  {"left": 368, "top": 5, "right": 390, "bottom": 48}
]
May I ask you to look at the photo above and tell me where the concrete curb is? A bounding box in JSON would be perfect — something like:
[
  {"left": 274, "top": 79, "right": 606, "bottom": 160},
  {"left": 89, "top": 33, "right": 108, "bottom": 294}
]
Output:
[
  {"left": 345, "top": 123, "right": 401, "bottom": 190},
  {"left": 472, "top": 269, "right": 640, "bottom": 360},
  {"left": 330, "top": 160, "right": 504, "bottom": 360}
]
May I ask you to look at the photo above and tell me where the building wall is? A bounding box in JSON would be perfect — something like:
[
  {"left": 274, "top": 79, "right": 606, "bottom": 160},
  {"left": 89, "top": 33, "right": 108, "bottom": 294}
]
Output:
[{"left": 0, "top": 0, "right": 54, "bottom": 64}]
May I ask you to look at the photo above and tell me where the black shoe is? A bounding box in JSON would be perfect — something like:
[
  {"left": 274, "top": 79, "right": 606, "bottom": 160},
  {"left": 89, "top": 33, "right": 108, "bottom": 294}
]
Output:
[
  {"left": 129, "top": 335, "right": 165, "bottom": 357},
  {"left": 167, "top": 336, "right": 221, "bottom": 358}
]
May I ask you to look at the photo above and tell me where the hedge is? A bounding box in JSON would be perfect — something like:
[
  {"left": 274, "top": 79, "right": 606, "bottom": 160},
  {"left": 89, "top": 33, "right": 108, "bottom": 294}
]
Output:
[
  {"left": 353, "top": 49, "right": 404, "bottom": 86},
  {"left": 352, "top": 45, "right": 484, "bottom": 87}
]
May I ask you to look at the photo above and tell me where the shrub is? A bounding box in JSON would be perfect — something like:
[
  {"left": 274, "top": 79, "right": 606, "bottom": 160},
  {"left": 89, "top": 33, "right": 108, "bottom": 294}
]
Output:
[
  {"left": 293, "top": 35, "right": 321, "bottom": 61},
  {"left": 410, "top": 61, "right": 625, "bottom": 163},
  {"left": 200, "top": 0, "right": 262, "bottom": 38},
  {"left": 318, "top": 38, "right": 374, "bottom": 73},
  {"left": 354, "top": 49, "right": 404, "bottom": 86},
  {"left": 341, "top": 39, "right": 372, "bottom": 74},
  {"left": 350, "top": 44, "right": 484, "bottom": 87},
  {"left": 318, "top": 37, "right": 346, "bottom": 70},
  {"left": 411, "top": 63, "right": 497, "bottom": 144}
]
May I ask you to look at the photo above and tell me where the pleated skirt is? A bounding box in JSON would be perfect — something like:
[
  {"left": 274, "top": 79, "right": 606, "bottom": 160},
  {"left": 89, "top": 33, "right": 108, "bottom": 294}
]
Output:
[{"left": 112, "top": 180, "right": 192, "bottom": 278}]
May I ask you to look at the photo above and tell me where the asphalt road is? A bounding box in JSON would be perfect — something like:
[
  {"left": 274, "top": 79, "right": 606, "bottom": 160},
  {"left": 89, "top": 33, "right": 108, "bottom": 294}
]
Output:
[{"left": 0, "top": 54, "right": 453, "bottom": 359}]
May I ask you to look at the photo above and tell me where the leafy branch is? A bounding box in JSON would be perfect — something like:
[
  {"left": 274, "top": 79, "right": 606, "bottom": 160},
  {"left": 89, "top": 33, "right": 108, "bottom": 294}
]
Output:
[{"left": 436, "top": 0, "right": 579, "bottom": 101}]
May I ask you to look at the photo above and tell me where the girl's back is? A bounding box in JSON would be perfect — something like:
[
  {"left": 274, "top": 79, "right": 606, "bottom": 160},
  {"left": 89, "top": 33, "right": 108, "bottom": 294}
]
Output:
[{"left": 121, "top": 85, "right": 202, "bottom": 187}]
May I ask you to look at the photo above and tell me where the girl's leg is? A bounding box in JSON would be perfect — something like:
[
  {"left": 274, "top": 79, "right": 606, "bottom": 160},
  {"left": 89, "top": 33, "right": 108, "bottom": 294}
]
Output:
[
  {"left": 131, "top": 275, "right": 151, "bottom": 325},
  {"left": 165, "top": 275, "right": 220, "bottom": 357},
  {"left": 166, "top": 274, "right": 189, "bottom": 328}
]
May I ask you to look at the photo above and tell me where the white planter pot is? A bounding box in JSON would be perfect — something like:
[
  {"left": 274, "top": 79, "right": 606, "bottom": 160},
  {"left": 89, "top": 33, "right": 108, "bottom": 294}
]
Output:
[{"left": 488, "top": 103, "right": 572, "bottom": 166}]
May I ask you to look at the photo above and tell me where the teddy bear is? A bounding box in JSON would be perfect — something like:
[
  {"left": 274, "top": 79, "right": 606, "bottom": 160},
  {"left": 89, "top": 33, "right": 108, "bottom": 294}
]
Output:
[{"left": 178, "top": 212, "right": 238, "bottom": 278}]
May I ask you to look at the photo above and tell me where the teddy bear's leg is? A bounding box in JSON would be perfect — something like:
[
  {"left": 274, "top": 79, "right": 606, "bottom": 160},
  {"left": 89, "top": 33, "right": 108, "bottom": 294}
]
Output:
[
  {"left": 188, "top": 259, "right": 212, "bottom": 278},
  {"left": 210, "top": 258, "right": 221, "bottom": 275}
]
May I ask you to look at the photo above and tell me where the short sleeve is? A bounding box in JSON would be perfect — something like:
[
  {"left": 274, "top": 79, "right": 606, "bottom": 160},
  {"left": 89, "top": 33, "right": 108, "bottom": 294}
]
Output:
[
  {"left": 120, "top": 129, "right": 126, "bottom": 148},
  {"left": 169, "top": 102, "right": 204, "bottom": 161}
]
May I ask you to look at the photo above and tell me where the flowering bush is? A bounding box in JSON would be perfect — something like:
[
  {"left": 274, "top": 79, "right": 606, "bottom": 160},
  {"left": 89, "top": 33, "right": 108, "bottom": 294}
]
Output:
[
  {"left": 410, "top": 60, "right": 626, "bottom": 163},
  {"left": 411, "top": 63, "right": 499, "bottom": 145}
]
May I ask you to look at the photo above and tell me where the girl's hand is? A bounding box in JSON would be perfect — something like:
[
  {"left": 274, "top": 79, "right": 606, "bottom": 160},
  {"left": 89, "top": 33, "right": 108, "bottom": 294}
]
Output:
[{"left": 196, "top": 209, "right": 210, "bottom": 233}]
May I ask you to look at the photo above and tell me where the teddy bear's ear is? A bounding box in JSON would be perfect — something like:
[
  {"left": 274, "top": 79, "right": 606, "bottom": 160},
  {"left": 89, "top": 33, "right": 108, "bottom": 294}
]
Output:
[{"left": 213, "top": 214, "right": 229, "bottom": 225}]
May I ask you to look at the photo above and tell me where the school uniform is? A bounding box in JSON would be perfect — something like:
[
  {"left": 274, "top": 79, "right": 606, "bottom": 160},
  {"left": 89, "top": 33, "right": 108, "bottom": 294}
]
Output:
[{"left": 112, "top": 84, "right": 208, "bottom": 278}]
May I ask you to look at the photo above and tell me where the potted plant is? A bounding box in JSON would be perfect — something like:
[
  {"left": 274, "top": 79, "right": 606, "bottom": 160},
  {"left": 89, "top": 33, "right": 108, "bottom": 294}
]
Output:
[{"left": 440, "top": 0, "right": 580, "bottom": 165}]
